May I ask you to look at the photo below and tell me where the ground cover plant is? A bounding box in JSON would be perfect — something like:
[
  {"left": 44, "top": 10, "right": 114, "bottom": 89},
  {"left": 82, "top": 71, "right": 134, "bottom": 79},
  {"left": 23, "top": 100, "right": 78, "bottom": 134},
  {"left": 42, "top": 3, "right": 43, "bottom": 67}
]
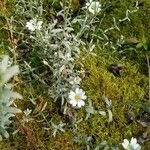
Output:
[{"left": 0, "top": 0, "right": 150, "bottom": 149}]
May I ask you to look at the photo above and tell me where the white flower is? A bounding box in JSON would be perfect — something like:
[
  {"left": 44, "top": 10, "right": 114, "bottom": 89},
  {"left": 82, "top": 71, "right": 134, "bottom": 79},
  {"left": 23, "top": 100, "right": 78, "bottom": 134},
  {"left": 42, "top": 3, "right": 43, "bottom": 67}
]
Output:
[
  {"left": 122, "top": 137, "right": 141, "bottom": 150},
  {"left": 86, "top": 1, "right": 101, "bottom": 14},
  {"left": 69, "top": 76, "right": 81, "bottom": 85},
  {"left": 26, "top": 20, "right": 35, "bottom": 31},
  {"left": 26, "top": 19, "right": 43, "bottom": 31},
  {"left": 69, "top": 88, "right": 87, "bottom": 108}
]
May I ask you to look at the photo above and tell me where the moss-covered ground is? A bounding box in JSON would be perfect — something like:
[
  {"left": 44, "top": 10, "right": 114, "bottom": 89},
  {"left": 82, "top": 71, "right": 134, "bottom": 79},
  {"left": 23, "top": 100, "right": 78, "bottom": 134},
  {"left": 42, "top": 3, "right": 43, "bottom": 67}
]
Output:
[{"left": 0, "top": 0, "right": 150, "bottom": 149}]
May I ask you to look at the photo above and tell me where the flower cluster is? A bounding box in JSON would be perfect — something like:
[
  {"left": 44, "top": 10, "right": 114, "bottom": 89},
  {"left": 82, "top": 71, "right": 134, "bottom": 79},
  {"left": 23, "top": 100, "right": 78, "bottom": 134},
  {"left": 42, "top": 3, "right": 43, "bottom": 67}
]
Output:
[
  {"left": 122, "top": 137, "right": 141, "bottom": 150},
  {"left": 26, "top": 19, "right": 43, "bottom": 31},
  {"left": 86, "top": 0, "right": 101, "bottom": 14}
]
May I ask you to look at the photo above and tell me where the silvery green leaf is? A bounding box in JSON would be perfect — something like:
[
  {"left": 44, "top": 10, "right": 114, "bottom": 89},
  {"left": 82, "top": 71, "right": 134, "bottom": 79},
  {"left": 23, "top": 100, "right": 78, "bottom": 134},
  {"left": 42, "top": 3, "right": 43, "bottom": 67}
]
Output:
[
  {"left": 51, "top": 121, "right": 57, "bottom": 129},
  {"left": 1, "top": 65, "right": 19, "bottom": 84},
  {"left": 10, "top": 91, "right": 22, "bottom": 100},
  {"left": 94, "top": 146, "right": 100, "bottom": 150},
  {"left": 52, "top": 129, "right": 57, "bottom": 137},
  {"left": 82, "top": 135, "right": 92, "bottom": 144},
  {"left": 3, "top": 88, "right": 22, "bottom": 104},
  {"left": 50, "top": 19, "right": 58, "bottom": 27},
  {"left": 4, "top": 83, "right": 13, "bottom": 89},
  {"left": 113, "top": 17, "right": 120, "bottom": 31},
  {"left": 87, "top": 145, "right": 90, "bottom": 150},
  {"left": 59, "top": 127, "right": 65, "bottom": 132},
  {"left": 51, "top": 29, "right": 63, "bottom": 34},
  {"left": 3, "top": 106, "right": 22, "bottom": 113},
  {"left": 41, "top": 102, "right": 47, "bottom": 112},
  {"left": 99, "top": 111, "right": 106, "bottom": 116},
  {"left": 76, "top": 118, "right": 83, "bottom": 124},
  {"left": 72, "top": 18, "right": 83, "bottom": 24},
  {"left": 94, "top": 141, "right": 108, "bottom": 150},
  {"left": 12, "top": 129, "right": 19, "bottom": 135},
  {"left": 72, "top": 135, "right": 81, "bottom": 143},
  {"left": 0, "top": 55, "right": 9, "bottom": 73},
  {"left": 65, "top": 27, "right": 74, "bottom": 32},
  {"left": 63, "top": 41, "right": 71, "bottom": 50},
  {"left": 86, "top": 106, "right": 97, "bottom": 114},
  {"left": 59, "top": 51, "right": 65, "bottom": 59},
  {"left": 104, "top": 146, "right": 110, "bottom": 150},
  {"left": 111, "top": 147, "right": 119, "bottom": 150},
  {"left": 59, "top": 65, "right": 65, "bottom": 73},
  {"left": 0, "top": 126, "right": 9, "bottom": 139},
  {"left": 85, "top": 113, "right": 90, "bottom": 120},
  {"left": 99, "top": 141, "right": 107, "bottom": 146},
  {"left": 108, "top": 109, "right": 113, "bottom": 122},
  {"left": 85, "top": 100, "right": 97, "bottom": 120},
  {"left": 51, "top": 120, "right": 66, "bottom": 137},
  {"left": 103, "top": 96, "right": 112, "bottom": 108},
  {"left": 57, "top": 10, "right": 64, "bottom": 18},
  {"left": 61, "top": 95, "right": 64, "bottom": 106},
  {"left": 86, "top": 100, "right": 97, "bottom": 113},
  {"left": 3, "top": 130, "right": 9, "bottom": 138},
  {"left": 50, "top": 44, "right": 59, "bottom": 50},
  {"left": 0, "top": 114, "right": 15, "bottom": 127}
]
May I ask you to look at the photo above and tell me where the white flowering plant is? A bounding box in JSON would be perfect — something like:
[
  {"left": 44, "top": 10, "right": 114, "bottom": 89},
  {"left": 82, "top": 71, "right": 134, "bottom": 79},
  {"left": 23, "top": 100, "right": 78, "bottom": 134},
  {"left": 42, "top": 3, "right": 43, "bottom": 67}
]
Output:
[{"left": 15, "top": 0, "right": 103, "bottom": 113}]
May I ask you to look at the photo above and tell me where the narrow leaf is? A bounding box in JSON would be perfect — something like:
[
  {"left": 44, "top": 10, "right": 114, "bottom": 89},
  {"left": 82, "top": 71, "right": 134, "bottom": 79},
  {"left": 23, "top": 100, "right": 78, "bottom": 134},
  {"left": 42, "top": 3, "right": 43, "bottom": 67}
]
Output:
[
  {"left": 2, "top": 65, "right": 19, "bottom": 83},
  {"left": 0, "top": 55, "right": 9, "bottom": 73}
]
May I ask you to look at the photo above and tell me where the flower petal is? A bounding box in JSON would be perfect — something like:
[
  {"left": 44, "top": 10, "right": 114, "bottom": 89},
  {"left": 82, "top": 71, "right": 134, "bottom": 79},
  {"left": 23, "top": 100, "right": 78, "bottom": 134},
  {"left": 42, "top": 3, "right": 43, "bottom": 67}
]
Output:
[
  {"left": 82, "top": 95, "right": 87, "bottom": 100},
  {"left": 70, "top": 100, "right": 77, "bottom": 106},
  {"left": 70, "top": 100, "right": 77, "bottom": 107},
  {"left": 72, "top": 100, "right": 77, "bottom": 107},
  {"left": 80, "top": 100, "right": 85, "bottom": 106},
  {"left": 69, "top": 91, "right": 75, "bottom": 99},
  {"left": 131, "top": 137, "right": 137, "bottom": 145},
  {"left": 122, "top": 139, "right": 129, "bottom": 149},
  {"left": 77, "top": 100, "right": 85, "bottom": 108},
  {"left": 77, "top": 102, "right": 82, "bottom": 108}
]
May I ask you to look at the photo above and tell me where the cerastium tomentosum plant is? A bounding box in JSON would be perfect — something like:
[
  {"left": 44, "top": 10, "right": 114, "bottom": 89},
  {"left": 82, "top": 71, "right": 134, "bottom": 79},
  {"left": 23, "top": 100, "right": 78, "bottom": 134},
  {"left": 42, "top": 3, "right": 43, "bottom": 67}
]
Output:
[
  {"left": 0, "top": 55, "right": 22, "bottom": 141},
  {"left": 16, "top": 0, "right": 102, "bottom": 113},
  {"left": 16, "top": 0, "right": 139, "bottom": 114}
]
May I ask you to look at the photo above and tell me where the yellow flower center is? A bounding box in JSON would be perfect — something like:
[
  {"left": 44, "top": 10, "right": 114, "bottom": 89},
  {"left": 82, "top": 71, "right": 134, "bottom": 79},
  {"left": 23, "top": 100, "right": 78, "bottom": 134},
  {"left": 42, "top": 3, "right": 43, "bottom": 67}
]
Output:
[{"left": 75, "top": 94, "right": 81, "bottom": 101}]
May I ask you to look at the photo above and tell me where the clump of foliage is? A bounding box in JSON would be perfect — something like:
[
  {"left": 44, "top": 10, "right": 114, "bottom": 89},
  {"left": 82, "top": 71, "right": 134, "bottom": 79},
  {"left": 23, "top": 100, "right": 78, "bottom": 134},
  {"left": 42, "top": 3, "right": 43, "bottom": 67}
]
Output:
[
  {"left": 15, "top": 0, "right": 101, "bottom": 112},
  {"left": 0, "top": 55, "right": 22, "bottom": 140}
]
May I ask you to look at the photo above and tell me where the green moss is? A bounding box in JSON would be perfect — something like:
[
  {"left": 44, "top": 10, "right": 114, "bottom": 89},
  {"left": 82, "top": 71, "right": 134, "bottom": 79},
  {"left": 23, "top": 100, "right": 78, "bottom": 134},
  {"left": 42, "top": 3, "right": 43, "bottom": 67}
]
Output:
[
  {"left": 0, "top": 0, "right": 16, "bottom": 55},
  {"left": 76, "top": 50, "right": 148, "bottom": 146}
]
